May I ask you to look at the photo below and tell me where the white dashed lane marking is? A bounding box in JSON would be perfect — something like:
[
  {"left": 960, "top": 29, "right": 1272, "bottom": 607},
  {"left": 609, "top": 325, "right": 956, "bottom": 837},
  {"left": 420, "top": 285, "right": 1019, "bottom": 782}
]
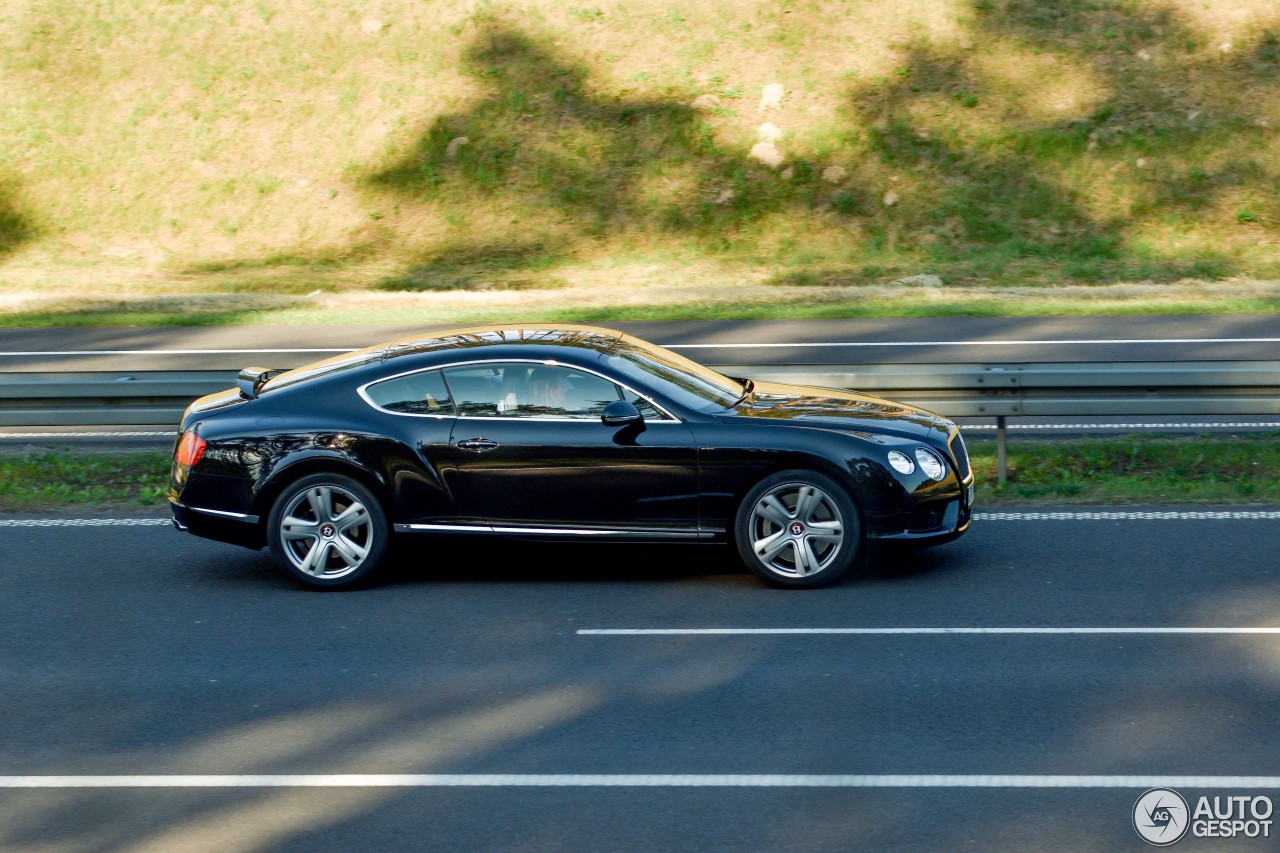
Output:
[
  {"left": 5, "top": 424, "right": 1277, "bottom": 440},
  {"left": 0, "top": 518, "right": 171, "bottom": 527},
  {"left": 976, "top": 510, "right": 1280, "bottom": 520},
  {"left": 0, "top": 431, "right": 172, "bottom": 438}
]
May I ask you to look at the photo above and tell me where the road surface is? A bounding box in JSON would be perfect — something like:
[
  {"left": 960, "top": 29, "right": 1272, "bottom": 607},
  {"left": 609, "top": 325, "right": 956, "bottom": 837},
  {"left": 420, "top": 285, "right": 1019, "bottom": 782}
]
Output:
[{"left": 1, "top": 510, "right": 1277, "bottom": 851}]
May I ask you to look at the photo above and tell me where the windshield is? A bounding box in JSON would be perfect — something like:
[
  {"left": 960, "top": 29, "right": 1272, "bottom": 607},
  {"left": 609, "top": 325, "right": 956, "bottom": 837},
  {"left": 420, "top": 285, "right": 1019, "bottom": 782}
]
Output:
[{"left": 602, "top": 335, "right": 745, "bottom": 414}]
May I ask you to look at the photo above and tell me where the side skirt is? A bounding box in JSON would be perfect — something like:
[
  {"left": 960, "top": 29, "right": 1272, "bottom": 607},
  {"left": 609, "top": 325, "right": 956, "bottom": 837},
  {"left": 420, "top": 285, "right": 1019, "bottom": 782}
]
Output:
[{"left": 393, "top": 523, "right": 721, "bottom": 539}]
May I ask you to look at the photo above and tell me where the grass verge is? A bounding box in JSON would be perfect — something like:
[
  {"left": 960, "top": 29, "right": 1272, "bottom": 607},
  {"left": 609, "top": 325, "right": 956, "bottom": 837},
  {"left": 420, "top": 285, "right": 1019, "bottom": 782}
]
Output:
[
  {"left": 0, "top": 451, "right": 170, "bottom": 512},
  {"left": 1, "top": 436, "right": 1277, "bottom": 512},
  {"left": 972, "top": 434, "right": 1280, "bottom": 503},
  {"left": 5, "top": 1, "right": 1280, "bottom": 325}
]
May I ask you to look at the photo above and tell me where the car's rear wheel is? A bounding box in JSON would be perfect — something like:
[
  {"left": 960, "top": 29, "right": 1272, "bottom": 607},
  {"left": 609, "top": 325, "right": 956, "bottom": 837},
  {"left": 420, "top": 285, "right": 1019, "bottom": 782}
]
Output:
[
  {"left": 734, "top": 469, "right": 862, "bottom": 588},
  {"left": 266, "top": 473, "right": 389, "bottom": 590}
]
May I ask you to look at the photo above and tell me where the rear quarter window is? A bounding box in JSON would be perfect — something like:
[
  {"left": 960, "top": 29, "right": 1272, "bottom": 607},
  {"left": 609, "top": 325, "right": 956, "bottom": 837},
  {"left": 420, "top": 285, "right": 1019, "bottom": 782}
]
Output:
[{"left": 363, "top": 369, "right": 455, "bottom": 416}]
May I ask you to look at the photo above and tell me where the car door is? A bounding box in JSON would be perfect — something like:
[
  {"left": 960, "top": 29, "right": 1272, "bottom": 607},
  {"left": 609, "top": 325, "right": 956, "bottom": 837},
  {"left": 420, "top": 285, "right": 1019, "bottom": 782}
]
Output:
[
  {"left": 358, "top": 366, "right": 463, "bottom": 525},
  {"left": 440, "top": 361, "right": 700, "bottom": 535}
]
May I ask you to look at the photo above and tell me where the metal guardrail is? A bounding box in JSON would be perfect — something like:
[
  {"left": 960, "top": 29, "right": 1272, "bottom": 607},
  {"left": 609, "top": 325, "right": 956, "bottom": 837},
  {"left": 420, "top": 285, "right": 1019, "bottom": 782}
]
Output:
[
  {"left": 722, "top": 361, "right": 1280, "bottom": 481},
  {"left": 0, "top": 371, "right": 231, "bottom": 427},
  {"left": 717, "top": 361, "right": 1280, "bottom": 417},
  {"left": 3, "top": 362, "right": 1278, "bottom": 480}
]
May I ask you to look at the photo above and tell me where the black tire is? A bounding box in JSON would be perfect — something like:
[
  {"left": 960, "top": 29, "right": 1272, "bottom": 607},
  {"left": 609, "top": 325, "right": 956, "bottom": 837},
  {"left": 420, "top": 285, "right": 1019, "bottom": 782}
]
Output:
[
  {"left": 733, "top": 469, "right": 862, "bottom": 589},
  {"left": 266, "top": 472, "right": 390, "bottom": 590}
]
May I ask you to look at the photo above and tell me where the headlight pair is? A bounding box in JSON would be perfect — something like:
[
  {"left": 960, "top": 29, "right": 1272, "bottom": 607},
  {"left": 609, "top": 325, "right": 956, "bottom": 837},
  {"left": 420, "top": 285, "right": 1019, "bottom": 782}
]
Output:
[{"left": 887, "top": 447, "right": 947, "bottom": 481}]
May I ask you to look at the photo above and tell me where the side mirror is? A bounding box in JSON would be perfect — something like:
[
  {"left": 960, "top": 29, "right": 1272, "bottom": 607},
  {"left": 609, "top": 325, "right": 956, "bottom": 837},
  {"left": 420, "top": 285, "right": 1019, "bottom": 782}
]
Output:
[{"left": 601, "top": 399, "right": 644, "bottom": 427}]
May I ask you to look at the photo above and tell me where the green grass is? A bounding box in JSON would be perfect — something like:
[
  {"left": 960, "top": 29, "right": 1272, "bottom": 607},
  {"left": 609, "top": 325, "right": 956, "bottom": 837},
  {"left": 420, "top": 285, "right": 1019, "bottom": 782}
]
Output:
[
  {"left": 0, "top": 451, "right": 170, "bottom": 511},
  {"left": 3, "top": 0, "right": 1280, "bottom": 323},
  {"left": 2, "top": 436, "right": 1277, "bottom": 512},
  {"left": 973, "top": 434, "right": 1280, "bottom": 504}
]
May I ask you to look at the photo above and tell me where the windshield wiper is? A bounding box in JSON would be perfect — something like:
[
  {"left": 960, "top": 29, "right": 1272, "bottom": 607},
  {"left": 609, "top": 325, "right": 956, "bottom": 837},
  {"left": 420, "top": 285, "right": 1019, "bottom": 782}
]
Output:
[{"left": 732, "top": 378, "right": 755, "bottom": 407}]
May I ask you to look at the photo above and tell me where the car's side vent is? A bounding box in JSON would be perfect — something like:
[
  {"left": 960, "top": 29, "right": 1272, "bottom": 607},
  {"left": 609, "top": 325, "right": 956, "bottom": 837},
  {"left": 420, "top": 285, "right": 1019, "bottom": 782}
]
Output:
[{"left": 948, "top": 430, "right": 971, "bottom": 480}]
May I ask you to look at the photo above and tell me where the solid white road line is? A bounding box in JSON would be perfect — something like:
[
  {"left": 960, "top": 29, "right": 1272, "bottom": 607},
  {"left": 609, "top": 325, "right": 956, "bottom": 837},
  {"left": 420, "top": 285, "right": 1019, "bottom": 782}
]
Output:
[
  {"left": 578, "top": 627, "right": 1280, "bottom": 636},
  {"left": 666, "top": 337, "right": 1280, "bottom": 349},
  {"left": 1, "top": 337, "right": 1279, "bottom": 357},
  {"left": 962, "top": 422, "right": 1280, "bottom": 431},
  {"left": 2, "top": 774, "right": 1280, "bottom": 789},
  {"left": 0, "top": 348, "right": 348, "bottom": 356}
]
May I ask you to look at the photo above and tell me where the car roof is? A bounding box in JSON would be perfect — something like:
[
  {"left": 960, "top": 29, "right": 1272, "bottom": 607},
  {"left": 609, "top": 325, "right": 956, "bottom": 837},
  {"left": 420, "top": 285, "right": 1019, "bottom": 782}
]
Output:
[
  {"left": 263, "top": 325, "right": 626, "bottom": 392},
  {"left": 383, "top": 324, "right": 625, "bottom": 360}
]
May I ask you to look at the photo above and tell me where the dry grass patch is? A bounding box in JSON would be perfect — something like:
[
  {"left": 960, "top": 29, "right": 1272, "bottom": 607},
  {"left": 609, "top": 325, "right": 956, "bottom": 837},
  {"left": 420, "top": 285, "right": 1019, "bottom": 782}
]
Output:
[{"left": 2, "top": 0, "right": 1280, "bottom": 319}]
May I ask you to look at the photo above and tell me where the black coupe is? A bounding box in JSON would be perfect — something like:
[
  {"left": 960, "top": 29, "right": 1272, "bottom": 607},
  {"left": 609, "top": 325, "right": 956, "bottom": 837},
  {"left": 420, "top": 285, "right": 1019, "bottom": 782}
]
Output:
[{"left": 169, "top": 325, "right": 972, "bottom": 589}]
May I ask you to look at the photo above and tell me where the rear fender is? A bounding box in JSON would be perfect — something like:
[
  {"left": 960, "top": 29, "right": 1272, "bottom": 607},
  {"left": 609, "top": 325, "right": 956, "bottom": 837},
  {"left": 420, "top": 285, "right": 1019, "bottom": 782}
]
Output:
[{"left": 252, "top": 451, "right": 395, "bottom": 522}]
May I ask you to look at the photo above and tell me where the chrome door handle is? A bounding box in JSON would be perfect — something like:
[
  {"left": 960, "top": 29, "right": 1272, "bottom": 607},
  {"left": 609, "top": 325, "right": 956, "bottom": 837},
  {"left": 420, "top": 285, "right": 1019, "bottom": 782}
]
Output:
[{"left": 457, "top": 438, "right": 499, "bottom": 452}]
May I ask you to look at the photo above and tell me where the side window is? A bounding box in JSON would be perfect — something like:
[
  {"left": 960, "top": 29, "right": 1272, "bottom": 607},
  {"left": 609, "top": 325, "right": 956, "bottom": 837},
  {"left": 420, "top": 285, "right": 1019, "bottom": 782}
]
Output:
[
  {"left": 622, "top": 387, "right": 666, "bottom": 420},
  {"left": 441, "top": 364, "right": 510, "bottom": 417},
  {"left": 443, "top": 363, "right": 622, "bottom": 418},
  {"left": 364, "top": 369, "right": 454, "bottom": 415},
  {"left": 523, "top": 366, "right": 620, "bottom": 418}
]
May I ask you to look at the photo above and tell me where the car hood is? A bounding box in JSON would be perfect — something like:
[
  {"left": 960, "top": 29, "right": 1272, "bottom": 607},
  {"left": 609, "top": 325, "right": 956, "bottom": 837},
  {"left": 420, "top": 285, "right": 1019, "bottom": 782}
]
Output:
[{"left": 719, "top": 381, "right": 943, "bottom": 440}]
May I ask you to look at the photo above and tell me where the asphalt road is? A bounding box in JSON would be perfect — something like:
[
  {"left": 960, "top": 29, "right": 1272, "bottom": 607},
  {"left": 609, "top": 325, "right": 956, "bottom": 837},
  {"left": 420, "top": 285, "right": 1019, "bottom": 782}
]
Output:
[
  {"left": 2, "top": 315, "right": 1279, "bottom": 371},
  {"left": 2, "top": 511, "right": 1279, "bottom": 851}
]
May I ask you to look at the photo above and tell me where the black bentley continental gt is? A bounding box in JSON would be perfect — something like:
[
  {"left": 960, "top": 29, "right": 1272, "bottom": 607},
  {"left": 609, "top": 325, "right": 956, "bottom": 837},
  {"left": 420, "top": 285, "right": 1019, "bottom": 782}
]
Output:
[{"left": 170, "top": 325, "right": 972, "bottom": 589}]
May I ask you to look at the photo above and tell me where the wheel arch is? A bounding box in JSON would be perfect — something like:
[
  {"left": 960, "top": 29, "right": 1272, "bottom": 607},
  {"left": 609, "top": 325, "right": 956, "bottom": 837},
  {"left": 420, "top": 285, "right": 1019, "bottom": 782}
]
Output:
[
  {"left": 725, "top": 449, "right": 867, "bottom": 526},
  {"left": 252, "top": 453, "right": 396, "bottom": 528}
]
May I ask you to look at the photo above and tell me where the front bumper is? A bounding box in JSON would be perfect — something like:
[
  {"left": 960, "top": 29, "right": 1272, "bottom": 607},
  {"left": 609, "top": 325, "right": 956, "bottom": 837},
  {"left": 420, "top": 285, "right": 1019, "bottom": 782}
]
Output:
[{"left": 865, "top": 477, "right": 974, "bottom": 543}]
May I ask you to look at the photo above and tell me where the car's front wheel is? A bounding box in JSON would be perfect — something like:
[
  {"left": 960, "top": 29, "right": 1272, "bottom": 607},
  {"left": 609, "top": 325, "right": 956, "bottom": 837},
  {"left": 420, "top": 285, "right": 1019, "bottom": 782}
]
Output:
[
  {"left": 266, "top": 473, "right": 389, "bottom": 590},
  {"left": 734, "top": 470, "right": 862, "bottom": 588}
]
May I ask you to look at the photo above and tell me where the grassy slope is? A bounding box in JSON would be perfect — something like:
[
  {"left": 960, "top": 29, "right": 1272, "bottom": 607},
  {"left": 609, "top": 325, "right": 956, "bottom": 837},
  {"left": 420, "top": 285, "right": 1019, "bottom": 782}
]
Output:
[
  {"left": 3, "top": 436, "right": 1277, "bottom": 511},
  {"left": 2, "top": 0, "right": 1280, "bottom": 324}
]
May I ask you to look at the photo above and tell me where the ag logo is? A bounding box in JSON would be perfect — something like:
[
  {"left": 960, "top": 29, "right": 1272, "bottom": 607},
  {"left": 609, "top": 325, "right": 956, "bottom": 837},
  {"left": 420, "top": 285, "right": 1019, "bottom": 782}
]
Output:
[{"left": 1134, "top": 788, "right": 1190, "bottom": 846}]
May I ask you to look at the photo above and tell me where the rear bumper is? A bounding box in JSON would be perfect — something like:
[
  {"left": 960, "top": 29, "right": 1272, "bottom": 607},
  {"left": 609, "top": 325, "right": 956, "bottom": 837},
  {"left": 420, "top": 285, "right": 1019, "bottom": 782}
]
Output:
[{"left": 170, "top": 500, "right": 264, "bottom": 549}]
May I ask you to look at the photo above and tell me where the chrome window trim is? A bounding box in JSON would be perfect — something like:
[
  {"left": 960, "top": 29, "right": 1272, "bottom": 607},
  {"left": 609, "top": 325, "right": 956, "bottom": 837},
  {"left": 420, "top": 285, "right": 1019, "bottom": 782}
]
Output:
[
  {"left": 358, "top": 358, "right": 681, "bottom": 423},
  {"left": 356, "top": 367, "right": 455, "bottom": 420}
]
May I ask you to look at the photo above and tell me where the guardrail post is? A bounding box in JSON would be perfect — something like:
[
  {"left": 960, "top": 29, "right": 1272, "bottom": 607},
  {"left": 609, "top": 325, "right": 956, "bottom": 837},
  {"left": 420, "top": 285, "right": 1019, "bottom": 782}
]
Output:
[{"left": 996, "top": 416, "right": 1008, "bottom": 484}]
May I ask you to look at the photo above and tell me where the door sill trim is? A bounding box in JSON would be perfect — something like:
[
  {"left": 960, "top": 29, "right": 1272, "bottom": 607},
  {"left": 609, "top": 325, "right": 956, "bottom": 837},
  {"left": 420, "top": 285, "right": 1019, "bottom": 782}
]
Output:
[{"left": 394, "top": 523, "right": 711, "bottom": 539}]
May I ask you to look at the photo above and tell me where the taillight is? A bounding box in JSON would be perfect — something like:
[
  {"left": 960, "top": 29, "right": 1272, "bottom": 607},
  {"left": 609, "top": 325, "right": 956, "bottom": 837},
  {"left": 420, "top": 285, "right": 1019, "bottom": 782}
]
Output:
[{"left": 174, "top": 431, "right": 207, "bottom": 468}]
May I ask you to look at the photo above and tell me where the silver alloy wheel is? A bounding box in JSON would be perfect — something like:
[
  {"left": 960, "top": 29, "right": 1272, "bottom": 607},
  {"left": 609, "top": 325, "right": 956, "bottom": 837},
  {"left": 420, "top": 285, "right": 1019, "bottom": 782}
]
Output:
[
  {"left": 746, "top": 481, "right": 845, "bottom": 577},
  {"left": 278, "top": 484, "right": 374, "bottom": 579}
]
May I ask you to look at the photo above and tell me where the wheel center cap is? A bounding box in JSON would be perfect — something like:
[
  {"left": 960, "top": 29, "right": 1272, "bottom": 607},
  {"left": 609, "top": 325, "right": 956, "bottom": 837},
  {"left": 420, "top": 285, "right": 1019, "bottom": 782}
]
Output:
[
  {"left": 320, "top": 523, "right": 336, "bottom": 539},
  {"left": 789, "top": 521, "right": 805, "bottom": 536}
]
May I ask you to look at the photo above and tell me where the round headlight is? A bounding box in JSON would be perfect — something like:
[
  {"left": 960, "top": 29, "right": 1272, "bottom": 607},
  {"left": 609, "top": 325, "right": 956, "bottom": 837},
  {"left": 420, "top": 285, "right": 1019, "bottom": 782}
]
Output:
[
  {"left": 915, "top": 447, "right": 946, "bottom": 481},
  {"left": 887, "top": 450, "right": 915, "bottom": 475}
]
